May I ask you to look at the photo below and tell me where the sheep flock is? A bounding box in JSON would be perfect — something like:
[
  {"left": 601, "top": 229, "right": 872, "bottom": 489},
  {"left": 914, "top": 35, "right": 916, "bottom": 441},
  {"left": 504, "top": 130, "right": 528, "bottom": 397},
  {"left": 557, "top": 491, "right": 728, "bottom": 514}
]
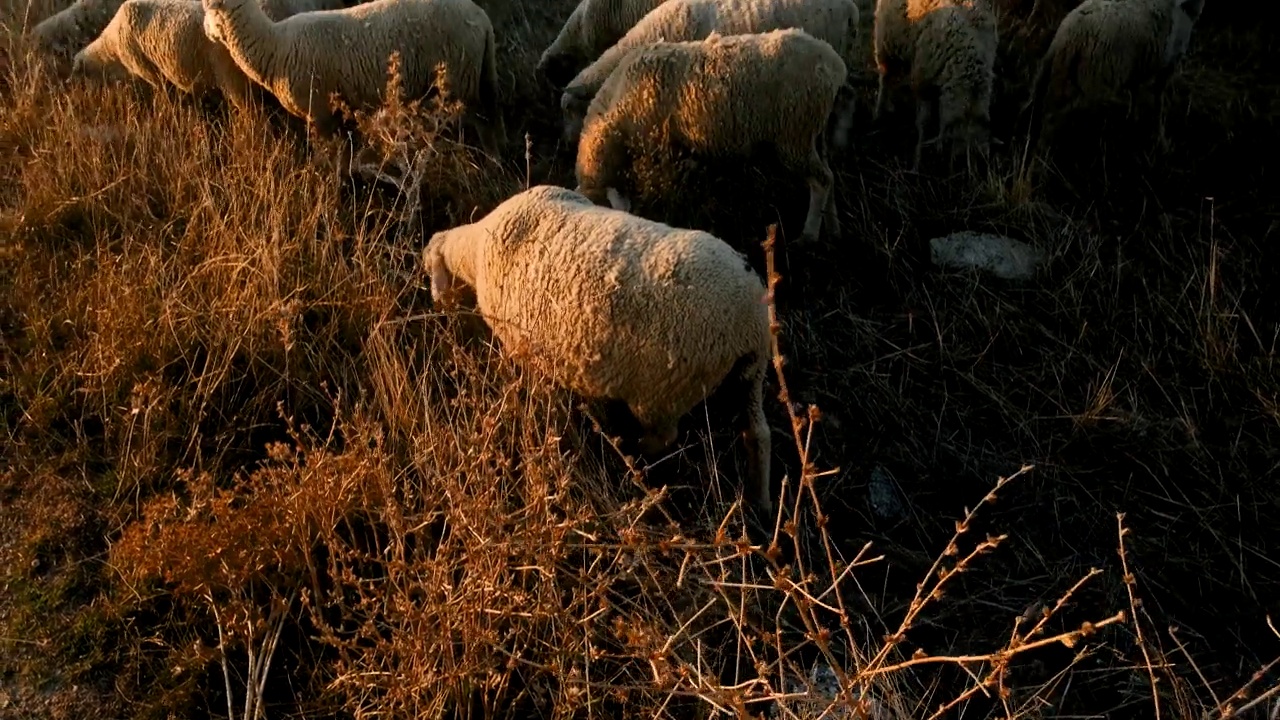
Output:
[
  {"left": 19, "top": 0, "right": 1212, "bottom": 515},
  {"left": 9, "top": 0, "right": 1278, "bottom": 714}
]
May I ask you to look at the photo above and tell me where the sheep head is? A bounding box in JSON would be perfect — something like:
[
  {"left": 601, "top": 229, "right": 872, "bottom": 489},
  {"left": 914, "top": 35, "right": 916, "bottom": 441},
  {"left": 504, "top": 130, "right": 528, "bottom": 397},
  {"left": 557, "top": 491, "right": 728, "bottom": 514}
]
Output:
[
  {"left": 71, "top": 42, "right": 129, "bottom": 83},
  {"left": 1178, "top": 0, "right": 1205, "bottom": 22},
  {"left": 540, "top": 53, "right": 585, "bottom": 89},
  {"left": 537, "top": 2, "right": 587, "bottom": 87},
  {"left": 422, "top": 232, "right": 474, "bottom": 310},
  {"left": 30, "top": 12, "right": 78, "bottom": 59},
  {"left": 201, "top": 0, "right": 229, "bottom": 43},
  {"left": 559, "top": 89, "right": 590, "bottom": 146}
]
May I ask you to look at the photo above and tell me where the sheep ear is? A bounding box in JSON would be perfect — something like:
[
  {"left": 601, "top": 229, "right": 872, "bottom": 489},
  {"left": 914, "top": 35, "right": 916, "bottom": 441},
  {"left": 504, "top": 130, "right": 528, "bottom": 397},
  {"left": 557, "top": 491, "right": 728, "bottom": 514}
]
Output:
[
  {"left": 1179, "top": 0, "right": 1204, "bottom": 20},
  {"left": 990, "top": 136, "right": 1006, "bottom": 147},
  {"left": 425, "top": 245, "right": 454, "bottom": 304},
  {"left": 605, "top": 188, "right": 631, "bottom": 212}
]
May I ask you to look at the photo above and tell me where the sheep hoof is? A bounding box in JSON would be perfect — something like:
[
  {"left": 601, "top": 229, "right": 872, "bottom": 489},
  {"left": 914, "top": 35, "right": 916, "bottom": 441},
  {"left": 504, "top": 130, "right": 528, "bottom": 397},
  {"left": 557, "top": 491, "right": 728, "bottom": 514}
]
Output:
[{"left": 797, "top": 231, "right": 820, "bottom": 245}]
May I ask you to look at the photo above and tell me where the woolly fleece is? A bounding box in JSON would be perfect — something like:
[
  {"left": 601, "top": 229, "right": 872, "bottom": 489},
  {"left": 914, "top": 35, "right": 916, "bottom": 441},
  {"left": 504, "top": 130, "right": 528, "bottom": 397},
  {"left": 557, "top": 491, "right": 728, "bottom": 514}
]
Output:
[
  {"left": 560, "top": 0, "right": 860, "bottom": 143},
  {"left": 575, "top": 28, "right": 846, "bottom": 244},
  {"left": 424, "top": 184, "right": 775, "bottom": 513},
  {"left": 537, "top": 0, "right": 671, "bottom": 87},
  {"left": 31, "top": 0, "right": 129, "bottom": 58},
  {"left": 871, "top": 0, "right": 993, "bottom": 120},
  {"left": 201, "top": 0, "right": 504, "bottom": 152},
  {"left": 71, "top": 0, "right": 341, "bottom": 109},
  {"left": 908, "top": 1, "right": 997, "bottom": 169},
  {"left": 1027, "top": 0, "right": 1205, "bottom": 148}
]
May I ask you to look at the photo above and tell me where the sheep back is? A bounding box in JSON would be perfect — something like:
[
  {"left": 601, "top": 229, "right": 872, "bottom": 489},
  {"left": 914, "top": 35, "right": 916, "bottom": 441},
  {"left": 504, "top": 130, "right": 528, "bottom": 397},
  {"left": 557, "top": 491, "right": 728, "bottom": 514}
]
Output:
[
  {"left": 1040, "top": 0, "right": 1200, "bottom": 107},
  {"left": 203, "top": 0, "right": 497, "bottom": 139},
  {"left": 73, "top": 0, "right": 340, "bottom": 106},
  {"left": 537, "top": 0, "right": 671, "bottom": 86},
  {"left": 563, "top": 0, "right": 859, "bottom": 131},
  {"left": 425, "top": 184, "right": 770, "bottom": 431},
  {"left": 575, "top": 27, "right": 846, "bottom": 201},
  {"left": 31, "top": 0, "right": 128, "bottom": 59},
  {"left": 910, "top": 1, "right": 997, "bottom": 138},
  {"left": 872, "top": 0, "right": 993, "bottom": 116}
]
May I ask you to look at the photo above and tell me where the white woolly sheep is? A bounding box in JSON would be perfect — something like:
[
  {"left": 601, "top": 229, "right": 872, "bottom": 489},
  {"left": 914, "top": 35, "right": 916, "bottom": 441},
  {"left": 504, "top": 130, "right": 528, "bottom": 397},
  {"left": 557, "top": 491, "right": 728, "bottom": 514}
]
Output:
[
  {"left": 200, "top": 0, "right": 505, "bottom": 154},
  {"left": 423, "top": 184, "right": 775, "bottom": 514},
  {"left": 70, "top": 0, "right": 342, "bottom": 110},
  {"left": 574, "top": 28, "right": 846, "bottom": 245},
  {"left": 907, "top": 1, "right": 999, "bottom": 169},
  {"left": 871, "top": 0, "right": 996, "bottom": 121},
  {"left": 536, "top": 0, "right": 671, "bottom": 88},
  {"left": 1025, "top": 0, "right": 1206, "bottom": 150},
  {"left": 559, "top": 0, "right": 861, "bottom": 147}
]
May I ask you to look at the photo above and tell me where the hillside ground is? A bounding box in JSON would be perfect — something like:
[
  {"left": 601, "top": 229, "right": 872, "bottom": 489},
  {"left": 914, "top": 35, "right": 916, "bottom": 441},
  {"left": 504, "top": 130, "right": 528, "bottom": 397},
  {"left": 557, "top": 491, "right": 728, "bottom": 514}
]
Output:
[{"left": 2, "top": 0, "right": 1278, "bottom": 718}]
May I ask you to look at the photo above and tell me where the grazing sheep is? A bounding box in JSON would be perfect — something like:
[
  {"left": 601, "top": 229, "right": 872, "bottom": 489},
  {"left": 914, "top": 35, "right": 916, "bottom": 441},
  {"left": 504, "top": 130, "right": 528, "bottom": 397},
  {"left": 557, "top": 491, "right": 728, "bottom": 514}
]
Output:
[
  {"left": 30, "top": 0, "right": 128, "bottom": 60},
  {"left": 908, "top": 1, "right": 999, "bottom": 169},
  {"left": 27, "top": 0, "right": 350, "bottom": 61},
  {"left": 70, "top": 0, "right": 342, "bottom": 109},
  {"left": 424, "top": 184, "right": 775, "bottom": 514},
  {"left": 871, "top": 0, "right": 995, "bottom": 121},
  {"left": 1025, "top": 0, "right": 1206, "bottom": 150},
  {"left": 574, "top": 28, "right": 846, "bottom": 245},
  {"left": 536, "top": 0, "right": 671, "bottom": 87},
  {"left": 200, "top": 0, "right": 505, "bottom": 154},
  {"left": 559, "top": 0, "right": 861, "bottom": 147}
]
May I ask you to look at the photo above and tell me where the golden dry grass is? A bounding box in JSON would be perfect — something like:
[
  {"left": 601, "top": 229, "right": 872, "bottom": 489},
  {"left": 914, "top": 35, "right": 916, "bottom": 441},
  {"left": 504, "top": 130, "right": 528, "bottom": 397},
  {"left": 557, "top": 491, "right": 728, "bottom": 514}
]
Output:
[{"left": 2, "top": 0, "right": 1279, "bottom": 718}]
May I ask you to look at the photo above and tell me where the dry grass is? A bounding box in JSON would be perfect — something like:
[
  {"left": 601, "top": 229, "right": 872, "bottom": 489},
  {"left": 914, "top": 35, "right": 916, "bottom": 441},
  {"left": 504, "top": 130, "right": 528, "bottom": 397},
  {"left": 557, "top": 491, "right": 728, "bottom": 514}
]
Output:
[{"left": 2, "top": 0, "right": 1279, "bottom": 718}]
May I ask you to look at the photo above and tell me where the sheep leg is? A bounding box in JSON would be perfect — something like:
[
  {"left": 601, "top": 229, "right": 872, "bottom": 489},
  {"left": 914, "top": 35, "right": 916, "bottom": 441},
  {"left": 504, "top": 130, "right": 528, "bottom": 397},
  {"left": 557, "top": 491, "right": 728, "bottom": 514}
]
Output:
[
  {"left": 913, "top": 97, "right": 935, "bottom": 172},
  {"left": 308, "top": 108, "right": 341, "bottom": 139},
  {"left": 740, "top": 362, "right": 773, "bottom": 516},
  {"left": 792, "top": 139, "right": 834, "bottom": 245},
  {"left": 816, "top": 130, "right": 840, "bottom": 238},
  {"left": 212, "top": 62, "right": 256, "bottom": 113},
  {"left": 1152, "top": 70, "right": 1173, "bottom": 151},
  {"left": 873, "top": 71, "right": 888, "bottom": 122}
]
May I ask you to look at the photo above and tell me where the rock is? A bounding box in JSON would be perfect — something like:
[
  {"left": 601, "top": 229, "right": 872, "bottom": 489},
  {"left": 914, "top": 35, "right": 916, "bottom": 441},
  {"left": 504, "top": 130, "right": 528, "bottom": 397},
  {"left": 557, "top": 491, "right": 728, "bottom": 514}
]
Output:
[
  {"left": 929, "top": 231, "right": 1045, "bottom": 280},
  {"left": 771, "top": 662, "right": 897, "bottom": 720},
  {"left": 868, "top": 465, "right": 906, "bottom": 521}
]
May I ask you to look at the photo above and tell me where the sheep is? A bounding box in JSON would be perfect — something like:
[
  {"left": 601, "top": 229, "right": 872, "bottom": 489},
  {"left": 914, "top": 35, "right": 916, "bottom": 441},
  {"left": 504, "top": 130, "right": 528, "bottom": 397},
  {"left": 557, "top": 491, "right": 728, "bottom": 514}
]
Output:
[
  {"left": 200, "top": 0, "right": 505, "bottom": 155},
  {"left": 30, "top": 0, "right": 128, "bottom": 60},
  {"left": 574, "top": 28, "right": 846, "bottom": 245},
  {"left": 559, "top": 0, "right": 861, "bottom": 147},
  {"left": 423, "top": 184, "right": 775, "bottom": 514},
  {"left": 907, "top": 1, "right": 999, "bottom": 170},
  {"left": 871, "top": 0, "right": 996, "bottom": 121},
  {"left": 27, "top": 0, "right": 349, "bottom": 62},
  {"left": 69, "top": 0, "right": 343, "bottom": 110},
  {"left": 536, "top": 0, "right": 671, "bottom": 88},
  {"left": 1024, "top": 0, "right": 1206, "bottom": 151}
]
